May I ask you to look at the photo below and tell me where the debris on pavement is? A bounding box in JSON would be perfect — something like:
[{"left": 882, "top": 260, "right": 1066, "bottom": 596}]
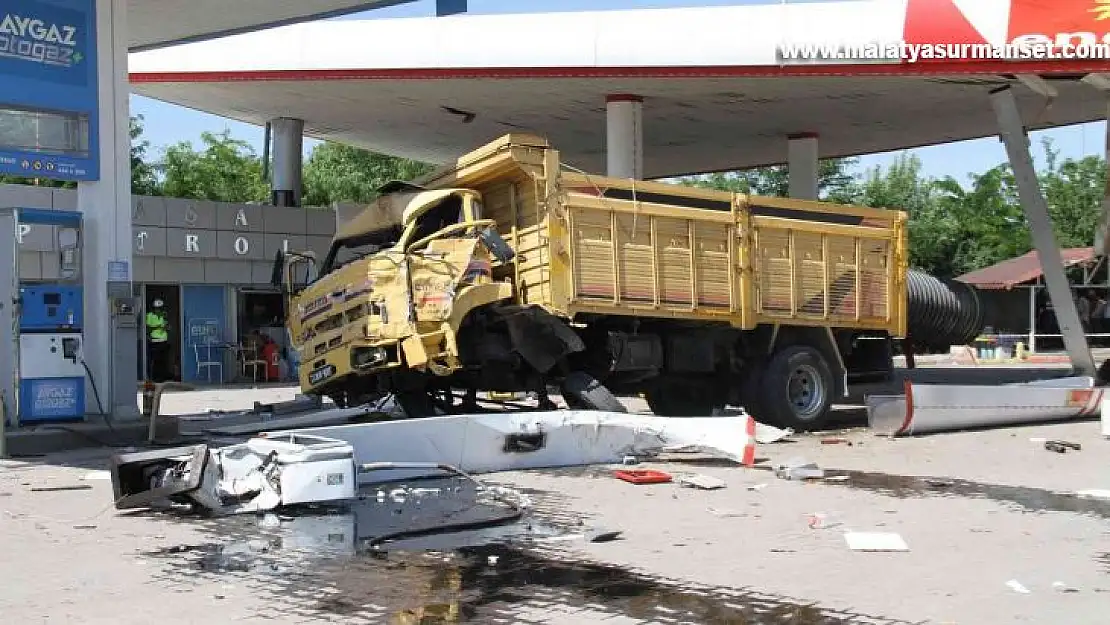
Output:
[
  {"left": 820, "top": 438, "right": 853, "bottom": 446},
  {"left": 807, "top": 512, "right": 843, "bottom": 529},
  {"left": 754, "top": 422, "right": 794, "bottom": 444},
  {"left": 844, "top": 532, "right": 909, "bottom": 552},
  {"left": 1076, "top": 489, "right": 1110, "bottom": 500},
  {"left": 823, "top": 475, "right": 851, "bottom": 482},
  {"left": 1052, "top": 581, "right": 1079, "bottom": 593},
  {"left": 746, "top": 483, "right": 769, "bottom": 491},
  {"left": 868, "top": 376, "right": 1105, "bottom": 436},
  {"left": 1043, "top": 440, "right": 1081, "bottom": 453},
  {"left": 614, "top": 469, "right": 673, "bottom": 485},
  {"left": 585, "top": 528, "right": 623, "bottom": 543},
  {"left": 677, "top": 474, "right": 726, "bottom": 490},
  {"left": 774, "top": 458, "right": 825, "bottom": 481},
  {"left": 285, "top": 410, "right": 759, "bottom": 485},
  {"left": 1006, "top": 580, "right": 1031, "bottom": 594},
  {"left": 31, "top": 485, "right": 93, "bottom": 492}
]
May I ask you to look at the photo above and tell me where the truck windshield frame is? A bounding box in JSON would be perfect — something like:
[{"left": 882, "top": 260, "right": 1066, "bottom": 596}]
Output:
[{"left": 317, "top": 226, "right": 404, "bottom": 280}]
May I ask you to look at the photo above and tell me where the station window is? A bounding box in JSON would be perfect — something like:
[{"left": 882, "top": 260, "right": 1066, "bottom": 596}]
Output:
[{"left": 0, "top": 105, "right": 90, "bottom": 158}]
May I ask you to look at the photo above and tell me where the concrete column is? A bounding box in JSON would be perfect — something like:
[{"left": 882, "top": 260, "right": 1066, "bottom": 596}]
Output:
[
  {"left": 605, "top": 95, "right": 643, "bottom": 179},
  {"left": 78, "top": 0, "right": 136, "bottom": 418},
  {"left": 1091, "top": 100, "right": 1110, "bottom": 256},
  {"left": 270, "top": 117, "right": 304, "bottom": 207},
  {"left": 989, "top": 86, "right": 1095, "bottom": 376},
  {"left": 787, "top": 133, "right": 819, "bottom": 200}
]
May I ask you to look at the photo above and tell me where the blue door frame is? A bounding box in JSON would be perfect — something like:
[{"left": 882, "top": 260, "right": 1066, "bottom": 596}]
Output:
[{"left": 181, "top": 285, "right": 226, "bottom": 384}]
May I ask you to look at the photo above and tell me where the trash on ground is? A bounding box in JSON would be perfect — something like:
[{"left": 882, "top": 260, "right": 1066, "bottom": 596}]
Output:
[
  {"left": 924, "top": 479, "right": 953, "bottom": 488},
  {"left": 677, "top": 474, "right": 726, "bottom": 490},
  {"left": 72, "top": 524, "right": 97, "bottom": 530},
  {"left": 614, "top": 469, "right": 673, "bottom": 485},
  {"left": 754, "top": 422, "right": 794, "bottom": 444},
  {"left": 285, "top": 410, "right": 758, "bottom": 485},
  {"left": 844, "top": 532, "right": 909, "bottom": 552},
  {"left": 1076, "top": 489, "right": 1110, "bottom": 500},
  {"left": 774, "top": 458, "right": 824, "bottom": 481},
  {"left": 747, "top": 483, "right": 769, "bottom": 491},
  {"left": 621, "top": 455, "right": 640, "bottom": 466},
  {"left": 1046, "top": 440, "right": 1081, "bottom": 452},
  {"left": 1006, "top": 579, "right": 1031, "bottom": 594},
  {"left": 31, "top": 485, "right": 93, "bottom": 492},
  {"left": 807, "top": 512, "right": 843, "bottom": 529},
  {"left": 585, "top": 528, "right": 623, "bottom": 542},
  {"left": 820, "top": 438, "right": 853, "bottom": 446},
  {"left": 1052, "top": 581, "right": 1079, "bottom": 593}
]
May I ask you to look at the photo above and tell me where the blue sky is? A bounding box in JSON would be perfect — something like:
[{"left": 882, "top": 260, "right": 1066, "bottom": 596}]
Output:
[{"left": 130, "top": 0, "right": 1107, "bottom": 184}]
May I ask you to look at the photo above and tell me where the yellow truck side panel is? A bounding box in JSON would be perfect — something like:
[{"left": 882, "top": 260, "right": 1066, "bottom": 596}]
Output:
[{"left": 413, "top": 133, "right": 908, "bottom": 337}]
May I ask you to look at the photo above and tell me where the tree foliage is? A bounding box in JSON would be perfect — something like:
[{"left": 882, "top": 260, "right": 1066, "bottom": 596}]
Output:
[
  {"left": 678, "top": 139, "right": 1107, "bottom": 279},
  {"left": 302, "top": 141, "right": 435, "bottom": 206},
  {"left": 160, "top": 130, "right": 270, "bottom": 203}
]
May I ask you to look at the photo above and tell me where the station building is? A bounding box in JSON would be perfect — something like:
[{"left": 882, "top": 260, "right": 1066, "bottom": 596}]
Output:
[{"left": 4, "top": 182, "right": 345, "bottom": 386}]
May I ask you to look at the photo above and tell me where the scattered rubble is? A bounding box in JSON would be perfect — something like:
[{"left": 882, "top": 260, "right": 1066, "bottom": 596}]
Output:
[{"left": 774, "top": 458, "right": 825, "bottom": 481}]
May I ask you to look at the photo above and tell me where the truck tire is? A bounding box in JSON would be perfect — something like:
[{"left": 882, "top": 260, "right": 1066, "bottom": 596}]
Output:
[
  {"left": 759, "top": 345, "right": 834, "bottom": 431},
  {"left": 560, "top": 372, "right": 627, "bottom": 413},
  {"left": 644, "top": 382, "right": 720, "bottom": 417}
]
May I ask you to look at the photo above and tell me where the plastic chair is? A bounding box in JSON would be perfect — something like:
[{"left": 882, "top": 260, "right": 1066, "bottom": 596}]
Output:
[
  {"left": 193, "top": 342, "right": 223, "bottom": 384},
  {"left": 239, "top": 344, "right": 269, "bottom": 382}
]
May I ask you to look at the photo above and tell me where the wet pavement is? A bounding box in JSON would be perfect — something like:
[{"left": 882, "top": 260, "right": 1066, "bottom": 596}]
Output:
[{"left": 136, "top": 477, "right": 918, "bottom": 624}]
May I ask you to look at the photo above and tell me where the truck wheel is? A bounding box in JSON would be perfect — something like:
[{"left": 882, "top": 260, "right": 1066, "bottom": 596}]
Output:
[
  {"left": 560, "top": 372, "right": 627, "bottom": 413},
  {"left": 761, "top": 345, "right": 834, "bottom": 431},
  {"left": 645, "top": 382, "right": 720, "bottom": 417}
]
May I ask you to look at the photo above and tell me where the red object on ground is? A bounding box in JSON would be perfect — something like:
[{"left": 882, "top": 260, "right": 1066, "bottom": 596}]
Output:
[
  {"left": 613, "top": 469, "right": 673, "bottom": 485},
  {"left": 261, "top": 341, "right": 280, "bottom": 381}
]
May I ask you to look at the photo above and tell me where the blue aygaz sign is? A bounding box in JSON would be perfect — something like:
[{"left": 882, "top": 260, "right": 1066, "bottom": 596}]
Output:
[
  {"left": 19, "top": 376, "right": 85, "bottom": 422},
  {"left": 0, "top": 0, "right": 99, "bottom": 181}
]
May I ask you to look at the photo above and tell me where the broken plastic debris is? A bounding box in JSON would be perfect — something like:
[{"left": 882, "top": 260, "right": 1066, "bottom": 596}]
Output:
[
  {"left": 585, "top": 528, "right": 623, "bottom": 543},
  {"left": 1006, "top": 580, "right": 1031, "bottom": 594},
  {"left": 1076, "top": 489, "right": 1110, "bottom": 500},
  {"left": 774, "top": 458, "right": 824, "bottom": 481},
  {"left": 754, "top": 422, "right": 794, "bottom": 444},
  {"left": 677, "top": 474, "right": 726, "bottom": 490},
  {"left": 746, "top": 483, "right": 769, "bottom": 491},
  {"left": 844, "top": 532, "right": 909, "bottom": 552},
  {"left": 1052, "top": 581, "right": 1079, "bottom": 593},
  {"left": 807, "top": 513, "right": 843, "bottom": 530}
]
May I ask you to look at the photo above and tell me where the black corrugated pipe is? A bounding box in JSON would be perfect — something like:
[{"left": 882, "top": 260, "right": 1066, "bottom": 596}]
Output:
[{"left": 905, "top": 269, "right": 986, "bottom": 348}]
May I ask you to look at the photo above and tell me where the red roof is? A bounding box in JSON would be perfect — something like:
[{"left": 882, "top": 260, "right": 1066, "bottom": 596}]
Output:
[{"left": 955, "top": 248, "right": 1097, "bottom": 289}]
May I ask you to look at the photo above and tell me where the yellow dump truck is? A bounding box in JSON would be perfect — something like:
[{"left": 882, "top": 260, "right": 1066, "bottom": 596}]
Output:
[{"left": 274, "top": 134, "right": 908, "bottom": 430}]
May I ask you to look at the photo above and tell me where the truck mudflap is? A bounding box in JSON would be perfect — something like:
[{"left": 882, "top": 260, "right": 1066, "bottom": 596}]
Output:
[{"left": 503, "top": 306, "right": 586, "bottom": 374}]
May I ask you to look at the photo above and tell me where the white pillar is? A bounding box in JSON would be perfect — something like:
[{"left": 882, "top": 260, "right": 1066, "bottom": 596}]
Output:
[
  {"left": 787, "top": 133, "right": 819, "bottom": 200},
  {"left": 989, "top": 86, "right": 1095, "bottom": 376},
  {"left": 606, "top": 94, "right": 643, "bottom": 179},
  {"left": 270, "top": 117, "right": 304, "bottom": 207},
  {"left": 78, "top": 0, "right": 135, "bottom": 418}
]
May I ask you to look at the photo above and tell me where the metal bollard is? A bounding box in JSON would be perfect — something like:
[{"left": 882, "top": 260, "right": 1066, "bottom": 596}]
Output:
[{"left": 147, "top": 381, "right": 194, "bottom": 444}]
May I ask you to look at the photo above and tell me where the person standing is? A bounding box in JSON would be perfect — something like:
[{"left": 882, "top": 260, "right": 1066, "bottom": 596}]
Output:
[{"left": 145, "top": 299, "right": 171, "bottom": 382}]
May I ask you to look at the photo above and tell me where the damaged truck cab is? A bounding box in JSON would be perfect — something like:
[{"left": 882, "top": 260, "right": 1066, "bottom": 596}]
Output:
[
  {"left": 276, "top": 186, "right": 523, "bottom": 413},
  {"left": 278, "top": 134, "right": 909, "bottom": 431}
]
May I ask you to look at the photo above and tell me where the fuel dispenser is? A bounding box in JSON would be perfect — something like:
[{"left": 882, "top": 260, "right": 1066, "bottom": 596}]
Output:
[{"left": 0, "top": 208, "right": 87, "bottom": 425}]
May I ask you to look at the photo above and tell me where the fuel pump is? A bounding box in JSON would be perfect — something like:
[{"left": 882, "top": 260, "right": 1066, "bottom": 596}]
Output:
[
  {"left": 0, "top": 209, "right": 88, "bottom": 425},
  {"left": 18, "top": 211, "right": 87, "bottom": 423}
]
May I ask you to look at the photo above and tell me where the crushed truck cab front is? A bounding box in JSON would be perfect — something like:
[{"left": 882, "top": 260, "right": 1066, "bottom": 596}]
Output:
[{"left": 278, "top": 188, "right": 514, "bottom": 405}]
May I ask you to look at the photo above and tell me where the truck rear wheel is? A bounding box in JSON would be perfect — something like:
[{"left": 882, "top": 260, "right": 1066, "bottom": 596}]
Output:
[
  {"left": 759, "top": 345, "right": 834, "bottom": 431},
  {"left": 560, "top": 372, "right": 627, "bottom": 413}
]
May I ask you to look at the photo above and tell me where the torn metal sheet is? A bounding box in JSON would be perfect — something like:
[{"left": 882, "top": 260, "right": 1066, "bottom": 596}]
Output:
[
  {"left": 276, "top": 410, "right": 758, "bottom": 485},
  {"left": 754, "top": 422, "right": 794, "bottom": 444},
  {"left": 202, "top": 403, "right": 396, "bottom": 436},
  {"left": 868, "top": 378, "right": 1105, "bottom": 436},
  {"left": 110, "top": 434, "right": 356, "bottom": 514}
]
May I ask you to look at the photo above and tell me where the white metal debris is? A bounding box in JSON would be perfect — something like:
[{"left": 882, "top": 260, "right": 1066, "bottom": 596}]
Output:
[
  {"left": 867, "top": 376, "right": 1104, "bottom": 436},
  {"left": 276, "top": 410, "right": 758, "bottom": 485},
  {"left": 844, "top": 532, "right": 909, "bottom": 552}
]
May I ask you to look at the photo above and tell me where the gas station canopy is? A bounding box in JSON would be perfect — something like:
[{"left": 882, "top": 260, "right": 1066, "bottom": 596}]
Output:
[
  {"left": 126, "top": 0, "right": 458, "bottom": 51},
  {"left": 129, "top": 0, "right": 1110, "bottom": 176}
]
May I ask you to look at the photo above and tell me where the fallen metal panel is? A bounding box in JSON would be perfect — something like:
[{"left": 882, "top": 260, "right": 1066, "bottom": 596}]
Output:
[
  {"left": 202, "top": 404, "right": 389, "bottom": 436},
  {"left": 275, "top": 410, "right": 757, "bottom": 484},
  {"left": 109, "top": 444, "right": 210, "bottom": 509},
  {"left": 869, "top": 380, "right": 1104, "bottom": 437}
]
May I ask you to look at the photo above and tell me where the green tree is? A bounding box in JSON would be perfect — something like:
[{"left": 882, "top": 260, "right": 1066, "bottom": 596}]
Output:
[
  {"left": 160, "top": 129, "right": 268, "bottom": 203},
  {"left": 302, "top": 142, "right": 435, "bottom": 206},
  {"left": 678, "top": 158, "right": 861, "bottom": 202},
  {"left": 129, "top": 114, "right": 161, "bottom": 196}
]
